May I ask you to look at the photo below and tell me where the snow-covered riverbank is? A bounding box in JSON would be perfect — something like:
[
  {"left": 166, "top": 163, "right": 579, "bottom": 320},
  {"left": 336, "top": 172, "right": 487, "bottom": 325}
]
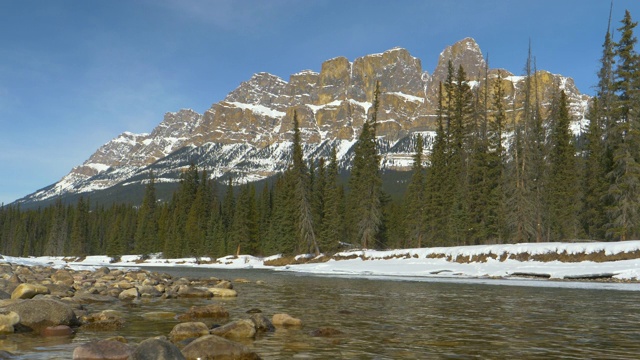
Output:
[{"left": 3, "top": 241, "right": 640, "bottom": 283}]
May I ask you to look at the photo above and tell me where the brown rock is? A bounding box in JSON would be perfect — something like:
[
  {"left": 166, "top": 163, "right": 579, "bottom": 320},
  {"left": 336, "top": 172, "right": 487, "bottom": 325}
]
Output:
[
  {"left": 2, "top": 298, "right": 77, "bottom": 332},
  {"left": 209, "top": 319, "right": 256, "bottom": 339},
  {"left": 51, "top": 269, "right": 75, "bottom": 286},
  {"left": 41, "top": 325, "right": 74, "bottom": 337},
  {"left": 0, "top": 309, "right": 19, "bottom": 333},
  {"left": 10, "top": 283, "right": 50, "bottom": 300},
  {"left": 80, "top": 310, "right": 125, "bottom": 330},
  {"left": 178, "top": 304, "right": 228, "bottom": 321},
  {"left": 129, "top": 337, "right": 185, "bottom": 360},
  {"left": 176, "top": 286, "right": 212, "bottom": 299},
  {"left": 72, "top": 339, "right": 132, "bottom": 360},
  {"left": 181, "top": 335, "right": 261, "bottom": 360},
  {"left": 168, "top": 322, "right": 210, "bottom": 343},
  {"left": 118, "top": 287, "right": 139, "bottom": 301},
  {"left": 272, "top": 313, "right": 302, "bottom": 327},
  {"left": 309, "top": 327, "right": 343, "bottom": 337}
]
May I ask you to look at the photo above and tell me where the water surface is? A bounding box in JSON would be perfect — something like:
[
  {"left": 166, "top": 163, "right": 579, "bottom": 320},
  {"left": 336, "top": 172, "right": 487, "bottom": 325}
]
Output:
[{"left": 7, "top": 268, "right": 640, "bottom": 359}]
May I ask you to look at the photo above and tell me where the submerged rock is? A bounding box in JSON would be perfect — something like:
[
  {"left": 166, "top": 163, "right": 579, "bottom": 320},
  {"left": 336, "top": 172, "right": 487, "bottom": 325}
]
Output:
[
  {"left": 177, "top": 304, "right": 229, "bottom": 321},
  {"left": 129, "top": 337, "right": 185, "bottom": 360},
  {"left": 209, "top": 319, "right": 256, "bottom": 339},
  {"left": 168, "top": 322, "right": 210, "bottom": 343},
  {"left": 309, "top": 327, "right": 343, "bottom": 337},
  {"left": 249, "top": 314, "right": 275, "bottom": 333},
  {"left": 72, "top": 339, "right": 132, "bottom": 360},
  {"left": 180, "top": 335, "right": 261, "bottom": 360},
  {"left": 41, "top": 324, "right": 74, "bottom": 337}
]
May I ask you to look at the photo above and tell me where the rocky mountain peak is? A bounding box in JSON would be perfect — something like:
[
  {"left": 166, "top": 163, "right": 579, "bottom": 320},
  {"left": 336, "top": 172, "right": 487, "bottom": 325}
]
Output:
[
  {"left": 224, "top": 72, "right": 288, "bottom": 108},
  {"left": 16, "top": 38, "right": 590, "bottom": 207}
]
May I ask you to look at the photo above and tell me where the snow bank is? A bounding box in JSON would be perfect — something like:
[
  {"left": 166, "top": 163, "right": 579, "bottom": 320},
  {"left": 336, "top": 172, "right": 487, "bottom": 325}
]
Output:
[{"left": 2, "top": 241, "right": 639, "bottom": 283}]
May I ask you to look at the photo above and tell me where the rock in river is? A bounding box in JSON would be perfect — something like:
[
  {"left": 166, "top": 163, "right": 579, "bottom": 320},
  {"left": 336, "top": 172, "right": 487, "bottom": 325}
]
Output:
[{"left": 181, "top": 335, "right": 261, "bottom": 360}]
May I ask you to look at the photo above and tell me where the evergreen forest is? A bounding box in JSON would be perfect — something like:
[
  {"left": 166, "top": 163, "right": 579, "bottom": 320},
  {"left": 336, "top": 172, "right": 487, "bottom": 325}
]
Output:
[{"left": 1, "top": 11, "right": 640, "bottom": 259}]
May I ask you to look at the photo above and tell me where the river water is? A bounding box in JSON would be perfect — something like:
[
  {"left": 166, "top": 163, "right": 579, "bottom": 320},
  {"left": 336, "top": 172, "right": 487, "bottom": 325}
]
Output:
[{"left": 5, "top": 267, "right": 640, "bottom": 359}]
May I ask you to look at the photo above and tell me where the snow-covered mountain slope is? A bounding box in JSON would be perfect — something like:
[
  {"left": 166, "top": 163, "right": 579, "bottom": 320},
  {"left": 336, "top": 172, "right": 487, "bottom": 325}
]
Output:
[{"left": 15, "top": 38, "right": 590, "bottom": 206}]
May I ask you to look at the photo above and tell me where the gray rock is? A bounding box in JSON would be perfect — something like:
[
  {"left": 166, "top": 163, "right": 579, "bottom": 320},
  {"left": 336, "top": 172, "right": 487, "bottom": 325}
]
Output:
[{"left": 250, "top": 314, "right": 275, "bottom": 333}]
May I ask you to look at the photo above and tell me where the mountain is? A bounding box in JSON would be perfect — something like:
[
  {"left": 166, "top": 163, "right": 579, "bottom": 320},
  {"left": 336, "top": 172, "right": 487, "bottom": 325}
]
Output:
[{"left": 15, "top": 38, "right": 590, "bottom": 208}]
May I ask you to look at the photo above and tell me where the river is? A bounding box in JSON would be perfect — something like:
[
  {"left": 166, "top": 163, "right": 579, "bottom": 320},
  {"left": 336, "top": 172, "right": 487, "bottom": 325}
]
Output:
[{"left": 6, "top": 267, "right": 640, "bottom": 359}]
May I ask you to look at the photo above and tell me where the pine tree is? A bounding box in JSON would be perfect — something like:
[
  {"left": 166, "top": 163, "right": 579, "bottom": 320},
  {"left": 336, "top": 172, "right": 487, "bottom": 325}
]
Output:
[
  {"left": 291, "top": 111, "right": 320, "bottom": 255},
  {"left": 320, "top": 146, "right": 345, "bottom": 253},
  {"left": 134, "top": 171, "right": 158, "bottom": 257},
  {"left": 581, "top": 98, "right": 608, "bottom": 239},
  {"left": 269, "top": 173, "right": 297, "bottom": 254},
  {"left": 230, "top": 184, "right": 258, "bottom": 255},
  {"left": 485, "top": 72, "right": 508, "bottom": 243},
  {"left": 606, "top": 10, "right": 640, "bottom": 240},
  {"left": 546, "top": 90, "right": 579, "bottom": 240},
  {"left": 69, "top": 196, "right": 90, "bottom": 256},
  {"left": 425, "top": 83, "right": 451, "bottom": 246},
  {"left": 447, "top": 64, "right": 474, "bottom": 245},
  {"left": 404, "top": 133, "right": 426, "bottom": 248},
  {"left": 185, "top": 170, "right": 212, "bottom": 257},
  {"left": 348, "top": 82, "right": 384, "bottom": 249},
  {"left": 44, "top": 199, "right": 68, "bottom": 256}
]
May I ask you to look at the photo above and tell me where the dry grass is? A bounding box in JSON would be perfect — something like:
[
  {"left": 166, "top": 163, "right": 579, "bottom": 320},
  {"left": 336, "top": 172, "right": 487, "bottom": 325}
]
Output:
[{"left": 263, "top": 247, "right": 640, "bottom": 267}]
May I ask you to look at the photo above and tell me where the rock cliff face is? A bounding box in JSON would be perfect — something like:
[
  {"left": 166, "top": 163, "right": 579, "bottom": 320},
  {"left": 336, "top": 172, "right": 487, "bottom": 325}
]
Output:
[{"left": 17, "top": 38, "right": 590, "bottom": 205}]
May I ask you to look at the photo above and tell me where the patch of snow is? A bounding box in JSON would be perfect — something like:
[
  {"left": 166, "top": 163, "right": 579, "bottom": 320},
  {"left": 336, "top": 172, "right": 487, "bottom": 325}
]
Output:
[
  {"left": 226, "top": 102, "right": 286, "bottom": 118},
  {"left": 388, "top": 92, "right": 424, "bottom": 103}
]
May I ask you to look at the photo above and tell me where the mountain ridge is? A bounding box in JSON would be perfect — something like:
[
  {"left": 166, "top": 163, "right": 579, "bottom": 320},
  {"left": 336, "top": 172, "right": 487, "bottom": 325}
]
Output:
[{"left": 15, "top": 38, "right": 590, "bottom": 207}]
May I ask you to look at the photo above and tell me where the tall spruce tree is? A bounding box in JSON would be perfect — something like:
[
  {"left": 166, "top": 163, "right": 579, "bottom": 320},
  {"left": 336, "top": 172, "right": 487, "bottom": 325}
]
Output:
[
  {"left": 606, "top": 10, "right": 640, "bottom": 240},
  {"left": 581, "top": 97, "right": 608, "bottom": 239},
  {"left": 320, "top": 146, "right": 344, "bottom": 253},
  {"left": 425, "top": 83, "right": 451, "bottom": 245},
  {"left": 485, "top": 72, "right": 508, "bottom": 243},
  {"left": 69, "top": 196, "right": 90, "bottom": 256},
  {"left": 404, "top": 134, "right": 426, "bottom": 248},
  {"left": 134, "top": 171, "right": 158, "bottom": 257},
  {"left": 546, "top": 90, "right": 579, "bottom": 240},
  {"left": 348, "top": 82, "right": 384, "bottom": 249},
  {"left": 447, "top": 64, "right": 474, "bottom": 245},
  {"left": 291, "top": 111, "right": 320, "bottom": 255}
]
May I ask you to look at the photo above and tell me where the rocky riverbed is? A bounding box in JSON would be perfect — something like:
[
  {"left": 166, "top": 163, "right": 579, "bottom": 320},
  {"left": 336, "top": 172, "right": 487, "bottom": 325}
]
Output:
[{"left": 0, "top": 263, "right": 331, "bottom": 359}]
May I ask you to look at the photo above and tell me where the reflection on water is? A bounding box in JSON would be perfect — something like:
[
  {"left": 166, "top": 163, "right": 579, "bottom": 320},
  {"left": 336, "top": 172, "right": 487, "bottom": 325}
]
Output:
[{"left": 7, "top": 268, "right": 640, "bottom": 359}]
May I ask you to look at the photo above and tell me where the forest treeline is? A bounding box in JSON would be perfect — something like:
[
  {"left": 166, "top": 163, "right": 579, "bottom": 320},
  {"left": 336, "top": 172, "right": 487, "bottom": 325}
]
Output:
[{"left": 1, "top": 11, "right": 639, "bottom": 259}]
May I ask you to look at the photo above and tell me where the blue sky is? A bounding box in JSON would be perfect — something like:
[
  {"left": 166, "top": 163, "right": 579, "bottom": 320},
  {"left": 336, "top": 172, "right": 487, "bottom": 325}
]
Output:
[{"left": 1, "top": 0, "right": 638, "bottom": 205}]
